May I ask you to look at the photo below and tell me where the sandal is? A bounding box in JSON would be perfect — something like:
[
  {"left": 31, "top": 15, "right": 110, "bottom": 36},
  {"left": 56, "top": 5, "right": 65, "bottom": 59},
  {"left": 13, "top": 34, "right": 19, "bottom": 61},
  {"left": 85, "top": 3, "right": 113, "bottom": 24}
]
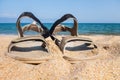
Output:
[
  {"left": 49, "top": 14, "right": 99, "bottom": 63},
  {"left": 6, "top": 12, "right": 52, "bottom": 64}
]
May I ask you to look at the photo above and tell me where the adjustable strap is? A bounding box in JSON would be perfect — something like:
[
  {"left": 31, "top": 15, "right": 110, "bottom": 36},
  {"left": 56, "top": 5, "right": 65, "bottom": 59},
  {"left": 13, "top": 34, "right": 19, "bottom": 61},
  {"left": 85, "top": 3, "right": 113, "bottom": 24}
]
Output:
[
  {"left": 16, "top": 12, "right": 49, "bottom": 38},
  {"left": 49, "top": 14, "right": 78, "bottom": 37}
]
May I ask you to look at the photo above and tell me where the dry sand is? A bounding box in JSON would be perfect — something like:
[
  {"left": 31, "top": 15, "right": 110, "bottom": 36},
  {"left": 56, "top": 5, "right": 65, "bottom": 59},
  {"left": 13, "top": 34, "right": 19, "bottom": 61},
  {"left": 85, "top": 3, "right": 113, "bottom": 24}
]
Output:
[{"left": 0, "top": 35, "right": 120, "bottom": 80}]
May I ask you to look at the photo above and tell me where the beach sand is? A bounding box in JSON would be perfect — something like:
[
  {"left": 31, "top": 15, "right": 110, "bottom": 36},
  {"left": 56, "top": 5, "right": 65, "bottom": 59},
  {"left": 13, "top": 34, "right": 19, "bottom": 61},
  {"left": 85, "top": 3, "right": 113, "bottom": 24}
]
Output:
[{"left": 0, "top": 35, "right": 120, "bottom": 80}]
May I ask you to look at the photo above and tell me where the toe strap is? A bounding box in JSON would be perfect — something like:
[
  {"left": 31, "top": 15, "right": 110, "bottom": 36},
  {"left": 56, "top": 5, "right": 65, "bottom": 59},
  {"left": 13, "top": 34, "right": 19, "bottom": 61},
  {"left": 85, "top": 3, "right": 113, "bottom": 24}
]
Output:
[
  {"left": 59, "top": 36, "right": 97, "bottom": 53},
  {"left": 8, "top": 35, "right": 49, "bottom": 53}
]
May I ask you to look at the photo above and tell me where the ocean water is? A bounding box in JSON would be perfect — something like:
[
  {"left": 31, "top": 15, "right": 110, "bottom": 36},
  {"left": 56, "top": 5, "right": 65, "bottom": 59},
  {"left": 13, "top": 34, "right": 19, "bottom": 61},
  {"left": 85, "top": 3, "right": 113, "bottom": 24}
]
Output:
[{"left": 0, "top": 23, "right": 120, "bottom": 35}]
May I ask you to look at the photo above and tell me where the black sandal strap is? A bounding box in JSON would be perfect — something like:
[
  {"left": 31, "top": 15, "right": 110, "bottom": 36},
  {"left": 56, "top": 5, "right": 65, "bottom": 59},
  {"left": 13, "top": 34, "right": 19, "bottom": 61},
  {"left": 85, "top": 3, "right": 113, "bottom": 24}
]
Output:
[
  {"left": 49, "top": 14, "right": 78, "bottom": 47},
  {"left": 49, "top": 14, "right": 78, "bottom": 38}
]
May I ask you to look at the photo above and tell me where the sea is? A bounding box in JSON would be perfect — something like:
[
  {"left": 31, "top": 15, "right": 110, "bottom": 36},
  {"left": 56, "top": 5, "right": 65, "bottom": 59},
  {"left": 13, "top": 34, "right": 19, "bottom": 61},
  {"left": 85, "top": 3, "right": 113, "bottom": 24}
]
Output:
[{"left": 0, "top": 23, "right": 120, "bottom": 35}]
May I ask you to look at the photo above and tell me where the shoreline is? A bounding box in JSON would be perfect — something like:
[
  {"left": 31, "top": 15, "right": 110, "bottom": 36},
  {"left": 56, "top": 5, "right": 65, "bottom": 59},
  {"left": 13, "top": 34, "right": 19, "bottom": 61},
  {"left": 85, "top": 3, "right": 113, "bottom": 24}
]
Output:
[{"left": 0, "top": 34, "right": 120, "bottom": 37}]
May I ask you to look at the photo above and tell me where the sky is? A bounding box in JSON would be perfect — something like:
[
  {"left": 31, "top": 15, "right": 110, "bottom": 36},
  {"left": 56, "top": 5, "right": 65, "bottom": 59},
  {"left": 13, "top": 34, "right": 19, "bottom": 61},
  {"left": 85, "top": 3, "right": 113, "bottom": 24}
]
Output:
[{"left": 0, "top": 0, "right": 120, "bottom": 23}]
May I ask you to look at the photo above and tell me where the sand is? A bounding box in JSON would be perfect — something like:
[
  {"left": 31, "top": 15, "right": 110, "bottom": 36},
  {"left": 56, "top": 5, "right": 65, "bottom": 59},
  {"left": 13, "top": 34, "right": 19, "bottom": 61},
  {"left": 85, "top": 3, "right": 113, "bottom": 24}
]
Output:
[{"left": 0, "top": 35, "right": 120, "bottom": 80}]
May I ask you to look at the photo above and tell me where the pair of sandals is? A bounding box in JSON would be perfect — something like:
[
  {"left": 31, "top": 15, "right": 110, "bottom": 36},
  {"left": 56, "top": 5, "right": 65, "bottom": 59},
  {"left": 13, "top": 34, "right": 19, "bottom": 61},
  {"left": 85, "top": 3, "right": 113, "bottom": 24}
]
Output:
[{"left": 6, "top": 12, "right": 98, "bottom": 64}]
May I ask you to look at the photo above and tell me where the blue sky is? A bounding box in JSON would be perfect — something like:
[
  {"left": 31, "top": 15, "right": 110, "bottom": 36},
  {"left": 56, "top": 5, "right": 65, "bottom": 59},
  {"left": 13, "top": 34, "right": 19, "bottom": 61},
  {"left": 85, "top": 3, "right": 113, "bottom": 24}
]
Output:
[{"left": 0, "top": 0, "right": 120, "bottom": 23}]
